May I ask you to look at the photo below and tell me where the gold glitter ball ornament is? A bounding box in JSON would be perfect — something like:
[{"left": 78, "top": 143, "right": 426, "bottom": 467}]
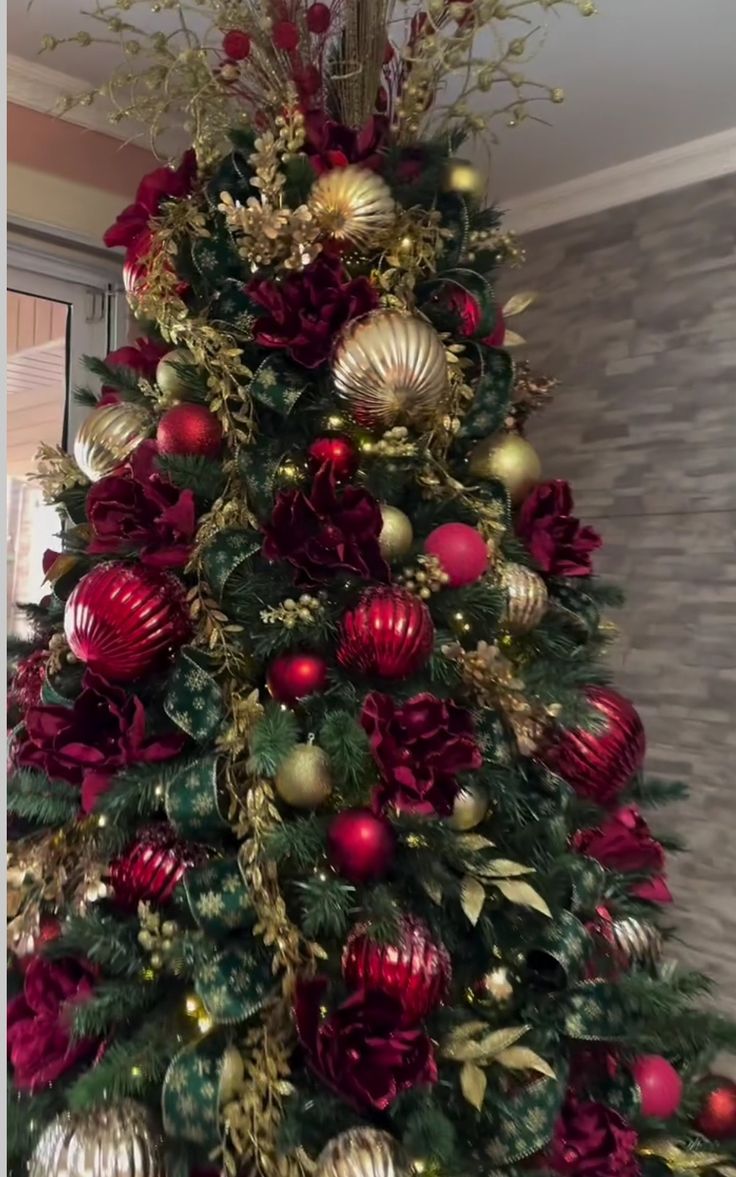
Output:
[
  {"left": 316, "top": 1128, "right": 408, "bottom": 1177},
  {"left": 379, "top": 505, "right": 414, "bottom": 562},
  {"left": 448, "top": 782, "right": 490, "bottom": 830},
  {"left": 155, "top": 347, "right": 198, "bottom": 401},
  {"left": 441, "top": 158, "right": 484, "bottom": 199},
  {"left": 275, "top": 742, "right": 332, "bottom": 809},
  {"left": 310, "top": 164, "right": 396, "bottom": 251},
  {"left": 500, "top": 562, "right": 549, "bottom": 634},
  {"left": 29, "top": 1101, "right": 164, "bottom": 1177},
  {"left": 332, "top": 310, "right": 449, "bottom": 429},
  {"left": 468, "top": 433, "right": 542, "bottom": 505},
  {"left": 73, "top": 403, "right": 154, "bottom": 482}
]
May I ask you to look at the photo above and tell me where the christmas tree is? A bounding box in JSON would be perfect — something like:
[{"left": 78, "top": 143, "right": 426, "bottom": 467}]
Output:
[{"left": 8, "top": 1, "right": 736, "bottom": 1175}]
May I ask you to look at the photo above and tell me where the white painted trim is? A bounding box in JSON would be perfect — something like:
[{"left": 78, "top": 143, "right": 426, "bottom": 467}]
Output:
[
  {"left": 7, "top": 53, "right": 138, "bottom": 142},
  {"left": 504, "top": 127, "right": 736, "bottom": 233}
]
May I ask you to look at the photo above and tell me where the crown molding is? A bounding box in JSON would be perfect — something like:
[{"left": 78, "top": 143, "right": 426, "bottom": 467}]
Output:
[
  {"left": 504, "top": 127, "right": 736, "bottom": 234},
  {"left": 8, "top": 53, "right": 146, "bottom": 144}
]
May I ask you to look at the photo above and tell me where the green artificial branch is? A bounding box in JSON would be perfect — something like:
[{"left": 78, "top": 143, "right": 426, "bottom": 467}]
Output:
[
  {"left": 248, "top": 703, "right": 299, "bottom": 776},
  {"left": 71, "top": 978, "right": 161, "bottom": 1040},
  {"left": 47, "top": 911, "right": 144, "bottom": 979},
  {"left": 297, "top": 873, "right": 356, "bottom": 940},
  {"left": 8, "top": 771, "right": 80, "bottom": 827},
  {"left": 68, "top": 1010, "right": 177, "bottom": 1111}
]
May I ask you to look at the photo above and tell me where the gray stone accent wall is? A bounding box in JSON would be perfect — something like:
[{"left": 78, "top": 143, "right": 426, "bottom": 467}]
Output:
[{"left": 510, "top": 173, "right": 736, "bottom": 1014}]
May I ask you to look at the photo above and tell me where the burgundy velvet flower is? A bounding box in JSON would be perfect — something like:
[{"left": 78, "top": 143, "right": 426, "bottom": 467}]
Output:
[
  {"left": 516, "top": 480, "right": 602, "bottom": 577},
  {"left": 263, "top": 461, "right": 389, "bottom": 585},
  {"left": 86, "top": 441, "right": 197, "bottom": 568},
  {"left": 304, "top": 113, "right": 387, "bottom": 174},
  {"left": 572, "top": 806, "right": 672, "bottom": 904},
  {"left": 295, "top": 978, "right": 437, "bottom": 1112},
  {"left": 7, "top": 955, "right": 98, "bottom": 1092},
  {"left": 549, "top": 1100, "right": 640, "bottom": 1177},
  {"left": 100, "top": 338, "right": 168, "bottom": 405},
  {"left": 361, "top": 691, "right": 482, "bottom": 816},
  {"left": 15, "top": 669, "right": 185, "bottom": 813},
  {"left": 103, "top": 149, "right": 197, "bottom": 254},
  {"left": 247, "top": 254, "right": 378, "bottom": 369}
]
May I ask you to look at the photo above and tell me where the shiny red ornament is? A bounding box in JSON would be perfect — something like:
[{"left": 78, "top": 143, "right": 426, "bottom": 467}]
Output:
[
  {"left": 632, "top": 1055, "right": 682, "bottom": 1119},
  {"left": 273, "top": 19, "right": 299, "bottom": 50},
  {"left": 222, "top": 28, "right": 251, "bottom": 59},
  {"left": 268, "top": 651, "right": 328, "bottom": 705},
  {"left": 338, "top": 587, "right": 434, "bottom": 680},
  {"left": 308, "top": 436, "right": 358, "bottom": 480},
  {"left": 696, "top": 1077, "right": 736, "bottom": 1140},
  {"left": 328, "top": 809, "right": 395, "bottom": 883},
  {"left": 109, "top": 825, "right": 204, "bottom": 909},
  {"left": 9, "top": 649, "right": 48, "bottom": 715},
  {"left": 343, "top": 916, "right": 451, "bottom": 1024},
  {"left": 424, "top": 522, "right": 489, "bottom": 588},
  {"left": 538, "top": 686, "right": 645, "bottom": 806},
  {"left": 64, "top": 562, "right": 191, "bottom": 682},
  {"left": 306, "top": 2, "right": 331, "bottom": 32},
  {"left": 156, "top": 403, "right": 223, "bottom": 458}
]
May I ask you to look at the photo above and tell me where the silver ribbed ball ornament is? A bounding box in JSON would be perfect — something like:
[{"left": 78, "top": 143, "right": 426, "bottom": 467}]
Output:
[
  {"left": 29, "top": 1101, "right": 164, "bottom": 1177},
  {"left": 316, "top": 1128, "right": 408, "bottom": 1177}
]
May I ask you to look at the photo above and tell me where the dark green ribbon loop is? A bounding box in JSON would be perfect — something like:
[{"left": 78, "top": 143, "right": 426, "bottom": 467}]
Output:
[
  {"left": 194, "top": 943, "right": 271, "bottom": 1023},
  {"left": 563, "top": 979, "right": 628, "bottom": 1041},
  {"left": 422, "top": 269, "right": 497, "bottom": 338},
  {"left": 201, "top": 528, "right": 260, "bottom": 602},
  {"left": 457, "top": 350, "right": 514, "bottom": 443},
  {"left": 40, "top": 679, "right": 75, "bottom": 708},
  {"left": 485, "top": 1062, "right": 568, "bottom": 1166},
  {"left": 183, "top": 857, "right": 253, "bottom": 936},
  {"left": 165, "top": 754, "right": 229, "bottom": 840},
  {"left": 566, "top": 857, "right": 607, "bottom": 915},
  {"left": 164, "top": 646, "right": 224, "bottom": 744},
  {"left": 162, "top": 1034, "right": 225, "bottom": 1151},
  {"left": 250, "top": 354, "right": 311, "bottom": 417},
  {"left": 526, "top": 910, "right": 590, "bottom": 991},
  {"left": 548, "top": 581, "right": 601, "bottom": 643},
  {"left": 238, "top": 445, "right": 284, "bottom": 520}
]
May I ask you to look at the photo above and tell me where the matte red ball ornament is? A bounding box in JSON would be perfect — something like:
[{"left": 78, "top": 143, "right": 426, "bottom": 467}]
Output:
[
  {"left": 424, "top": 522, "right": 490, "bottom": 588},
  {"left": 267, "top": 651, "right": 328, "bottom": 705},
  {"left": 696, "top": 1078, "right": 736, "bottom": 1140},
  {"left": 222, "top": 28, "right": 251, "bottom": 59},
  {"left": 156, "top": 403, "right": 223, "bottom": 459},
  {"left": 337, "top": 587, "right": 434, "bottom": 679},
  {"left": 64, "top": 562, "right": 191, "bottom": 682},
  {"left": 328, "top": 809, "right": 395, "bottom": 883},
  {"left": 306, "top": 2, "right": 331, "bottom": 32},
  {"left": 537, "top": 685, "right": 645, "bottom": 806},
  {"left": 109, "top": 826, "right": 206, "bottom": 910},
  {"left": 308, "top": 436, "right": 358, "bottom": 480},
  {"left": 632, "top": 1055, "right": 683, "bottom": 1119},
  {"left": 343, "top": 916, "right": 451, "bottom": 1023},
  {"left": 273, "top": 19, "right": 299, "bottom": 50}
]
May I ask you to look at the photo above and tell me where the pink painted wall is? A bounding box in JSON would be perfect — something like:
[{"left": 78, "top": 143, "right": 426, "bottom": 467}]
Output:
[{"left": 8, "top": 103, "right": 156, "bottom": 196}]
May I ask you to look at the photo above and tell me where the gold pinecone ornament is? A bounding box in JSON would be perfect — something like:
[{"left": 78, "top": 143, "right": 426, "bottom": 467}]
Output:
[
  {"left": 310, "top": 165, "right": 396, "bottom": 250},
  {"left": 468, "top": 433, "right": 541, "bottom": 505},
  {"left": 500, "top": 562, "right": 549, "bottom": 634},
  {"left": 73, "top": 403, "right": 154, "bottom": 482},
  {"left": 315, "top": 1128, "right": 408, "bottom": 1177},
  {"left": 29, "top": 1102, "right": 164, "bottom": 1177}
]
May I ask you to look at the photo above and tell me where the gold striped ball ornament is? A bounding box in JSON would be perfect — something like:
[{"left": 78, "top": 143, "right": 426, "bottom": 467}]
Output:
[
  {"left": 310, "top": 164, "right": 395, "bottom": 251},
  {"left": 316, "top": 1129, "right": 408, "bottom": 1177},
  {"left": 74, "top": 402, "right": 154, "bottom": 482},
  {"left": 29, "top": 1101, "right": 164, "bottom": 1177},
  {"left": 378, "top": 505, "right": 414, "bottom": 562},
  {"left": 500, "top": 562, "right": 548, "bottom": 634},
  {"left": 155, "top": 347, "right": 198, "bottom": 402},
  {"left": 468, "top": 432, "right": 541, "bottom": 505},
  {"left": 611, "top": 917, "right": 663, "bottom": 973},
  {"left": 274, "top": 742, "right": 332, "bottom": 809},
  {"left": 332, "top": 310, "right": 448, "bottom": 429}
]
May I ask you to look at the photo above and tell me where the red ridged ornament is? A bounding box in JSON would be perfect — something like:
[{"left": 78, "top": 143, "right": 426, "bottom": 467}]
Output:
[
  {"left": 343, "top": 916, "right": 451, "bottom": 1024},
  {"left": 64, "top": 562, "right": 191, "bottom": 682},
  {"left": 337, "top": 587, "right": 434, "bottom": 679},
  {"left": 108, "top": 826, "right": 205, "bottom": 909},
  {"left": 537, "top": 686, "right": 645, "bottom": 806}
]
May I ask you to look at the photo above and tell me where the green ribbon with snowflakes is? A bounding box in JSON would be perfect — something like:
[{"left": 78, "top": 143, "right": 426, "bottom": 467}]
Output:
[
  {"left": 201, "top": 529, "right": 261, "bottom": 603},
  {"left": 562, "top": 979, "right": 629, "bottom": 1041},
  {"left": 249, "top": 354, "right": 311, "bottom": 417},
  {"left": 485, "top": 1064, "right": 569, "bottom": 1166},
  {"left": 526, "top": 910, "right": 591, "bottom": 990},
  {"left": 164, "top": 647, "right": 224, "bottom": 743},
  {"left": 457, "top": 349, "right": 514, "bottom": 442},
  {"left": 193, "top": 943, "right": 270, "bottom": 1023},
  {"left": 164, "top": 753, "right": 230, "bottom": 841},
  {"left": 162, "top": 1034, "right": 226, "bottom": 1152},
  {"left": 182, "top": 854, "right": 253, "bottom": 937}
]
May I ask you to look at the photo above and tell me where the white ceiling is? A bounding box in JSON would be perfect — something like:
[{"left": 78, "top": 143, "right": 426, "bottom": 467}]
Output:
[{"left": 7, "top": 0, "right": 736, "bottom": 199}]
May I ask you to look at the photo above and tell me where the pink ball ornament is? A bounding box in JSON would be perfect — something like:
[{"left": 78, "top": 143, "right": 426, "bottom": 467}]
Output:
[
  {"left": 632, "top": 1055, "right": 683, "bottom": 1119},
  {"left": 424, "top": 522, "right": 490, "bottom": 588}
]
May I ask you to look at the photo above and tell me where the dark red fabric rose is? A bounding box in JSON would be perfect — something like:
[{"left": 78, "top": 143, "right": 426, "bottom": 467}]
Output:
[
  {"left": 516, "top": 480, "right": 602, "bottom": 577},
  {"left": 295, "top": 978, "right": 437, "bottom": 1112},
  {"left": 549, "top": 1100, "right": 640, "bottom": 1177},
  {"left": 304, "top": 113, "right": 387, "bottom": 174},
  {"left": 361, "top": 691, "right": 482, "bottom": 816},
  {"left": 247, "top": 253, "right": 378, "bottom": 369},
  {"left": 263, "top": 461, "right": 389, "bottom": 585},
  {"left": 103, "top": 149, "right": 197, "bottom": 254},
  {"left": 7, "top": 955, "right": 98, "bottom": 1092},
  {"left": 86, "top": 441, "right": 197, "bottom": 568},
  {"left": 572, "top": 806, "right": 672, "bottom": 904},
  {"left": 15, "top": 669, "right": 185, "bottom": 813},
  {"left": 100, "top": 338, "right": 168, "bottom": 405}
]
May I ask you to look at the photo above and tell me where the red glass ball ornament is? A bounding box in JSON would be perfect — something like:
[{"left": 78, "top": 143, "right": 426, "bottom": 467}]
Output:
[
  {"left": 9, "top": 649, "right": 48, "bottom": 714},
  {"left": 308, "top": 436, "right": 358, "bottom": 480},
  {"left": 424, "top": 522, "right": 489, "bottom": 588},
  {"left": 337, "top": 587, "right": 434, "bottom": 680},
  {"left": 696, "top": 1078, "right": 736, "bottom": 1139},
  {"left": 222, "top": 28, "right": 251, "bottom": 59},
  {"left": 109, "top": 826, "right": 205, "bottom": 909},
  {"left": 306, "top": 2, "right": 331, "bottom": 33},
  {"left": 64, "top": 562, "right": 191, "bottom": 682},
  {"left": 272, "top": 19, "right": 299, "bottom": 50},
  {"left": 537, "top": 686, "right": 645, "bottom": 805},
  {"left": 328, "top": 809, "right": 395, "bottom": 883},
  {"left": 267, "top": 651, "right": 328, "bottom": 705},
  {"left": 632, "top": 1055, "right": 683, "bottom": 1119},
  {"left": 156, "top": 403, "right": 223, "bottom": 459},
  {"left": 343, "top": 915, "right": 451, "bottom": 1023}
]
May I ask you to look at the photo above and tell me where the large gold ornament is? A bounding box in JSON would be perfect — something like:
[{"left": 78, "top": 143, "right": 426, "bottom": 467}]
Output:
[
  {"left": 316, "top": 1128, "right": 407, "bottom": 1177},
  {"left": 441, "top": 158, "right": 484, "bottom": 199},
  {"left": 332, "top": 310, "right": 448, "bottom": 428},
  {"left": 29, "top": 1102, "right": 164, "bottom": 1177},
  {"left": 155, "top": 348, "right": 197, "bottom": 401},
  {"left": 275, "top": 742, "right": 332, "bottom": 809},
  {"left": 611, "top": 917, "right": 663, "bottom": 973},
  {"left": 220, "top": 1044, "right": 245, "bottom": 1103},
  {"left": 468, "top": 433, "right": 541, "bottom": 505},
  {"left": 500, "top": 563, "right": 548, "bottom": 634},
  {"left": 379, "top": 505, "right": 414, "bottom": 562},
  {"left": 310, "top": 165, "right": 395, "bottom": 250},
  {"left": 449, "top": 782, "right": 490, "bottom": 830},
  {"left": 73, "top": 403, "right": 154, "bottom": 482}
]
